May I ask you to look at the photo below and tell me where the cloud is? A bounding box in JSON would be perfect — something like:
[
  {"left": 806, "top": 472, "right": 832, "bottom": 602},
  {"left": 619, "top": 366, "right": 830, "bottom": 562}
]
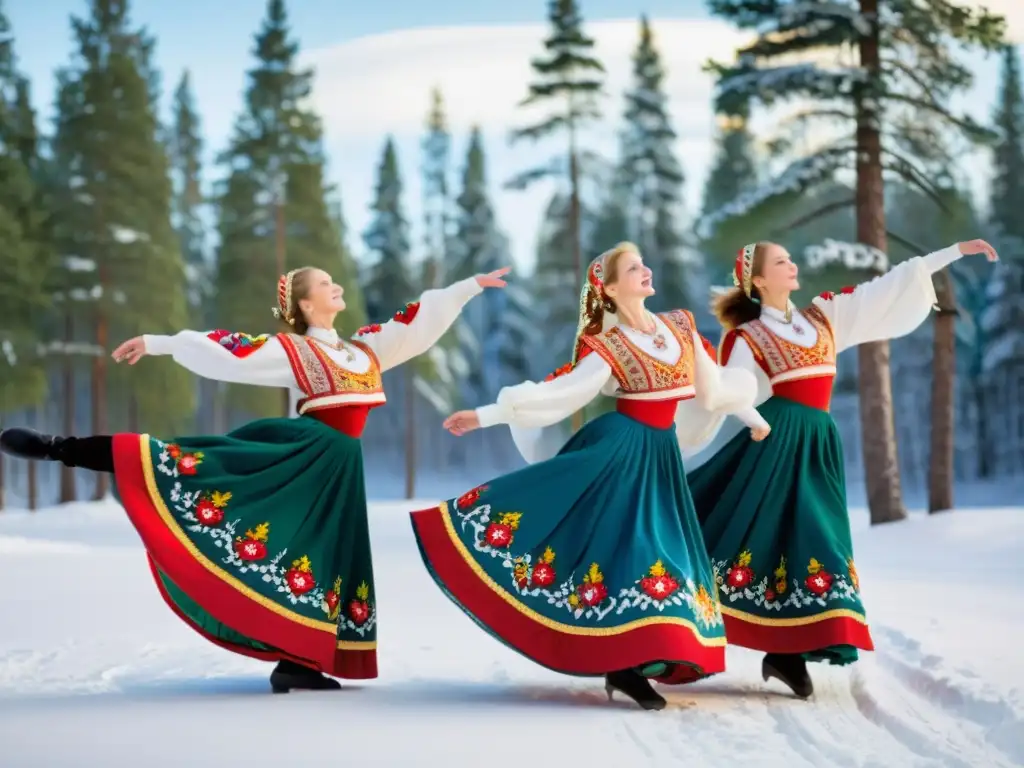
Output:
[{"left": 299, "top": 19, "right": 752, "bottom": 272}]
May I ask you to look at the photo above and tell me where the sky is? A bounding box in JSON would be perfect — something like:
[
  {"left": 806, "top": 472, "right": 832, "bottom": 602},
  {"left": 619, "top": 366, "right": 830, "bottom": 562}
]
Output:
[{"left": 7, "top": 0, "right": 1024, "bottom": 276}]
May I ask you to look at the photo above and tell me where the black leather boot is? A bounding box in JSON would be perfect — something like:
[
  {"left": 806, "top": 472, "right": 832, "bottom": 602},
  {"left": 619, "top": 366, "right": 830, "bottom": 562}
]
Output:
[
  {"left": 269, "top": 660, "right": 342, "bottom": 694},
  {"left": 604, "top": 669, "right": 667, "bottom": 711},
  {"left": 0, "top": 427, "right": 66, "bottom": 461},
  {"left": 762, "top": 652, "right": 814, "bottom": 698}
]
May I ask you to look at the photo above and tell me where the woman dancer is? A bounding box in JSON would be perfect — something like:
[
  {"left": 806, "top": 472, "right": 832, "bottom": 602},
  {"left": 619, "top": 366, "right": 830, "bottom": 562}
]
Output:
[
  {"left": 411, "top": 243, "right": 771, "bottom": 711},
  {"left": 0, "top": 266, "right": 509, "bottom": 693},
  {"left": 684, "top": 238, "right": 999, "bottom": 698}
]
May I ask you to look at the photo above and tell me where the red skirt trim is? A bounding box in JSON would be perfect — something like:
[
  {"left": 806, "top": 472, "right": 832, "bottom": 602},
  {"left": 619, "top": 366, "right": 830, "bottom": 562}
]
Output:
[
  {"left": 720, "top": 606, "right": 875, "bottom": 654},
  {"left": 113, "top": 433, "right": 377, "bottom": 679},
  {"left": 411, "top": 503, "right": 726, "bottom": 680}
]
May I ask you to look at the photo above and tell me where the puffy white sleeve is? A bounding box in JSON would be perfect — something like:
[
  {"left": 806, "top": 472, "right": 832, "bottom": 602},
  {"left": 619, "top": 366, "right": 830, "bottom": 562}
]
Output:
[
  {"left": 143, "top": 331, "right": 295, "bottom": 389},
  {"left": 475, "top": 351, "right": 612, "bottom": 429},
  {"left": 355, "top": 278, "right": 483, "bottom": 372},
  {"left": 812, "top": 244, "right": 961, "bottom": 354},
  {"left": 676, "top": 330, "right": 768, "bottom": 452}
]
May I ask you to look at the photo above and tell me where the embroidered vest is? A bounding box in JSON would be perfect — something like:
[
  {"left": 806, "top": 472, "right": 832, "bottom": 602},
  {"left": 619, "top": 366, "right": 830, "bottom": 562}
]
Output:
[
  {"left": 582, "top": 310, "right": 697, "bottom": 399},
  {"left": 737, "top": 305, "right": 836, "bottom": 384},
  {"left": 277, "top": 334, "right": 386, "bottom": 415}
]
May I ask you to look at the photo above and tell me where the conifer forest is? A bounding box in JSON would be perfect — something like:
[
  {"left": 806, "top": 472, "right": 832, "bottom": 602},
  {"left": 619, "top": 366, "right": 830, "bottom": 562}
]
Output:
[{"left": 1, "top": 0, "right": 1021, "bottom": 515}]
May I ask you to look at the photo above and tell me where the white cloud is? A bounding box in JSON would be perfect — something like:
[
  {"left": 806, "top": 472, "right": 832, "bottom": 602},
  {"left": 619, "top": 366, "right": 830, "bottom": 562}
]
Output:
[
  {"left": 300, "top": 19, "right": 753, "bottom": 273},
  {"left": 298, "top": 17, "right": 1013, "bottom": 278}
]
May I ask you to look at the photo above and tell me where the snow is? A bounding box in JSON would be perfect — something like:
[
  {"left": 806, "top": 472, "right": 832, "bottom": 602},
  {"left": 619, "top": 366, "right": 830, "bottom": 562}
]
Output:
[{"left": 0, "top": 500, "right": 1021, "bottom": 767}]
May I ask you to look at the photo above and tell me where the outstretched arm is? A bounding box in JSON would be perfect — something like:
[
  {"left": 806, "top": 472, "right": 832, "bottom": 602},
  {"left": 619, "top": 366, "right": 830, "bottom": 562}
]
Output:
[
  {"left": 114, "top": 330, "right": 295, "bottom": 388},
  {"left": 813, "top": 240, "right": 998, "bottom": 354},
  {"left": 444, "top": 351, "right": 613, "bottom": 435},
  {"left": 691, "top": 328, "right": 770, "bottom": 434},
  {"left": 354, "top": 269, "right": 508, "bottom": 372}
]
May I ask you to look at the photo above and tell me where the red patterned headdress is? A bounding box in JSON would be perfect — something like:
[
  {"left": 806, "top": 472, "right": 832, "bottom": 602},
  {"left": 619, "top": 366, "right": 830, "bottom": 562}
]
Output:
[
  {"left": 272, "top": 269, "right": 301, "bottom": 325},
  {"left": 733, "top": 243, "right": 757, "bottom": 298}
]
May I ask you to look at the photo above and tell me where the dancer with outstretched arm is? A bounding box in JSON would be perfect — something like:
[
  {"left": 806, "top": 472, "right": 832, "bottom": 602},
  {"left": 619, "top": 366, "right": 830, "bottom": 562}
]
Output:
[
  {"left": 0, "top": 266, "right": 509, "bottom": 694},
  {"left": 683, "top": 239, "right": 998, "bottom": 698}
]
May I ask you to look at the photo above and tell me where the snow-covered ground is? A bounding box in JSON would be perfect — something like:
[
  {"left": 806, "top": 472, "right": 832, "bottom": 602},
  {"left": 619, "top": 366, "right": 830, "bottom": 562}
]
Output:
[{"left": 0, "top": 500, "right": 1021, "bottom": 767}]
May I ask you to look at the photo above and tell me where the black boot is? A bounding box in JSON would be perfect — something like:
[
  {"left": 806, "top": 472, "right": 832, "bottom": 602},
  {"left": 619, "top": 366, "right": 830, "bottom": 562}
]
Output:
[
  {"left": 269, "top": 660, "right": 342, "bottom": 694},
  {"left": 0, "top": 428, "right": 66, "bottom": 461},
  {"left": 762, "top": 653, "right": 813, "bottom": 698},
  {"left": 604, "top": 669, "right": 667, "bottom": 711}
]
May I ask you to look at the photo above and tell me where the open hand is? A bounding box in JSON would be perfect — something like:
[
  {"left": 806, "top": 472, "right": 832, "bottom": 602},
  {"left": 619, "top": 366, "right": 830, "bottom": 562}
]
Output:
[
  {"left": 112, "top": 336, "right": 147, "bottom": 365},
  {"left": 443, "top": 410, "right": 481, "bottom": 436},
  {"left": 750, "top": 426, "right": 771, "bottom": 442},
  {"left": 958, "top": 239, "right": 998, "bottom": 262},
  {"left": 475, "top": 267, "right": 511, "bottom": 289}
]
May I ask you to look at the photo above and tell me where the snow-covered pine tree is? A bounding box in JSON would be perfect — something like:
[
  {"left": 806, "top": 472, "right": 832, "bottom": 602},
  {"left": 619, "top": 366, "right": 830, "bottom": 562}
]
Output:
[
  {"left": 982, "top": 45, "right": 1024, "bottom": 480},
  {"left": 702, "top": 0, "right": 1006, "bottom": 525},
  {"left": 618, "top": 16, "right": 688, "bottom": 311}
]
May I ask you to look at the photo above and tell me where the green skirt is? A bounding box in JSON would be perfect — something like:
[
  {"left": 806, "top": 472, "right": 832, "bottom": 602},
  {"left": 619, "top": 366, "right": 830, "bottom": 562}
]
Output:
[
  {"left": 687, "top": 396, "right": 873, "bottom": 665},
  {"left": 411, "top": 411, "right": 726, "bottom": 683},
  {"left": 112, "top": 416, "right": 377, "bottom": 678}
]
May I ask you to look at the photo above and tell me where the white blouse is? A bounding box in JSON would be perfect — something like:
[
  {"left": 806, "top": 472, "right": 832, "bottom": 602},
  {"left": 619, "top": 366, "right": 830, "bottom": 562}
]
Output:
[
  {"left": 142, "top": 277, "right": 483, "bottom": 401},
  {"left": 474, "top": 315, "right": 769, "bottom": 463}
]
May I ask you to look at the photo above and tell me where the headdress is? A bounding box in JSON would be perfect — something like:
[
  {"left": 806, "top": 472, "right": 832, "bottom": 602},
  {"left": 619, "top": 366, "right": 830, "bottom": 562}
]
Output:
[
  {"left": 569, "top": 246, "right": 624, "bottom": 365},
  {"left": 733, "top": 243, "right": 757, "bottom": 298},
  {"left": 272, "top": 269, "right": 301, "bottom": 325}
]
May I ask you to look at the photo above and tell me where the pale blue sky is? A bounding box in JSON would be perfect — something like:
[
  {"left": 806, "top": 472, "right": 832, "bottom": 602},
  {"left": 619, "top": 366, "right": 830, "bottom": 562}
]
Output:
[{"left": 5, "top": 1, "right": 1019, "bottom": 273}]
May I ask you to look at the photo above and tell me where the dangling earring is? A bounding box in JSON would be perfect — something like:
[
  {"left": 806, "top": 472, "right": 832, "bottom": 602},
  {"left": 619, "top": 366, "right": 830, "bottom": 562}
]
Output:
[
  {"left": 749, "top": 296, "right": 761, "bottom": 305},
  {"left": 603, "top": 299, "right": 615, "bottom": 312}
]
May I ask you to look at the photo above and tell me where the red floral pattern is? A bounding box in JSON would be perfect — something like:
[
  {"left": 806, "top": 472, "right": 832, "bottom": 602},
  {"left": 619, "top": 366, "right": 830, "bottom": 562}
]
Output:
[
  {"left": 193, "top": 490, "right": 231, "bottom": 527},
  {"left": 286, "top": 555, "right": 317, "bottom": 596},
  {"left": 233, "top": 521, "right": 270, "bottom": 561},
  {"left": 805, "top": 558, "right": 833, "bottom": 596},
  {"left": 640, "top": 560, "right": 680, "bottom": 601},
  {"left": 726, "top": 550, "right": 755, "bottom": 589},
  {"left": 356, "top": 323, "right": 382, "bottom": 336},
  {"left": 348, "top": 581, "right": 371, "bottom": 625},
  {"left": 818, "top": 285, "right": 856, "bottom": 301},
  {"left": 393, "top": 302, "right": 420, "bottom": 324},
  {"left": 484, "top": 511, "right": 521, "bottom": 549},
  {"left": 456, "top": 484, "right": 488, "bottom": 510}
]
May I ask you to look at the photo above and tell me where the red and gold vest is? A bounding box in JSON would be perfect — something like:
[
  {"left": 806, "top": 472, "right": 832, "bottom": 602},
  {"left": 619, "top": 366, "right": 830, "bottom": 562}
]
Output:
[
  {"left": 723, "top": 305, "right": 836, "bottom": 411},
  {"left": 277, "top": 334, "right": 385, "bottom": 438}
]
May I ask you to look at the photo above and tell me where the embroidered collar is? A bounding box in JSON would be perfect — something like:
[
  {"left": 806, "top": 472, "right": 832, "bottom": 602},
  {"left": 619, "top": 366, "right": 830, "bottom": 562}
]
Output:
[{"left": 305, "top": 327, "right": 340, "bottom": 345}]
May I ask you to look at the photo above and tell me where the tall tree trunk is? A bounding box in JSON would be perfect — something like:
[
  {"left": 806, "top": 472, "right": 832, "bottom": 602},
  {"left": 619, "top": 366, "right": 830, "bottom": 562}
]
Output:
[
  {"left": 275, "top": 197, "right": 290, "bottom": 418},
  {"left": 928, "top": 271, "right": 956, "bottom": 514},
  {"left": 972, "top": 379, "right": 991, "bottom": 478},
  {"left": 404, "top": 366, "right": 416, "bottom": 499},
  {"left": 91, "top": 309, "right": 109, "bottom": 500},
  {"left": 568, "top": 127, "right": 584, "bottom": 433},
  {"left": 60, "top": 310, "right": 77, "bottom": 504},
  {"left": 856, "top": 0, "right": 906, "bottom": 525}
]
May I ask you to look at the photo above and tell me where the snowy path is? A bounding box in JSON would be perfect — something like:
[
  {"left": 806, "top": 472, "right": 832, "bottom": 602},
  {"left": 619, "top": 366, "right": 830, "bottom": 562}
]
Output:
[{"left": 0, "top": 501, "right": 1021, "bottom": 767}]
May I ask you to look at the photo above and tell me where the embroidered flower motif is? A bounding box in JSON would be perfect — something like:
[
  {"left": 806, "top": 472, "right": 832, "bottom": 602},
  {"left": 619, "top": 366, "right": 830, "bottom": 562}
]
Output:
[
  {"left": 356, "top": 323, "right": 382, "bottom": 336},
  {"left": 544, "top": 362, "right": 574, "bottom": 381},
  {"left": 393, "top": 302, "right": 420, "bottom": 324},
  {"left": 176, "top": 452, "right": 203, "bottom": 476},
  {"left": 727, "top": 550, "right": 755, "bottom": 589},
  {"left": 233, "top": 521, "right": 270, "bottom": 561},
  {"left": 286, "top": 555, "right": 317, "bottom": 596},
  {"left": 513, "top": 558, "right": 529, "bottom": 588},
  {"left": 818, "top": 285, "right": 855, "bottom": 302},
  {"left": 194, "top": 490, "right": 231, "bottom": 526},
  {"left": 531, "top": 547, "right": 557, "bottom": 587},
  {"left": 640, "top": 560, "right": 680, "bottom": 601},
  {"left": 324, "top": 576, "right": 342, "bottom": 621},
  {"left": 456, "top": 484, "right": 488, "bottom": 510},
  {"left": 207, "top": 330, "right": 271, "bottom": 358},
  {"left": 348, "top": 581, "right": 371, "bottom": 625},
  {"left": 571, "top": 563, "right": 608, "bottom": 608},
  {"left": 773, "top": 555, "right": 788, "bottom": 596},
  {"left": 692, "top": 584, "right": 718, "bottom": 629},
  {"left": 484, "top": 512, "right": 521, "bottom": 549},
  {"left": 805, "top": 558, "right": 833, "bottom": 596},
  {"left": 847, "top": 558, "right": 859, "bottom": 592}
]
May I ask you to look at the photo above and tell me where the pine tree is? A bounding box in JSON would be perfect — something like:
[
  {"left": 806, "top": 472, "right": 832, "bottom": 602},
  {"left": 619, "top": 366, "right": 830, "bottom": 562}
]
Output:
[
  {"left": 214, "top": 0, "right": 363, "bottom": 420},
  {"left": 51, "top": 0, "right": 192, "bottom": 500},
  {"left": 618, "top": 16, "right": 687, "bottom": 310},
  {"left": 701, "top": 108, "right": 758, "bottom": 220},
  {"left": 0, "top": 5, "right": 50, "bottom": 509},
  {"left": 168, "top": 70, "right": 206, "bottom": 314},
  {"left": 421, "top": 87, "right": 451, "bottom": 289},
  {"left": 982, "top": 45, "right": 1024, "bottom": 478},
  {"left": 509, "top": 0, "right": 604, "bottom": 427},
  {"left": 703, "top": 0, "right": 1006, "bottom": 525},
  {"left": 362, "top": 136, "right": 418, "bottom": 497}
]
